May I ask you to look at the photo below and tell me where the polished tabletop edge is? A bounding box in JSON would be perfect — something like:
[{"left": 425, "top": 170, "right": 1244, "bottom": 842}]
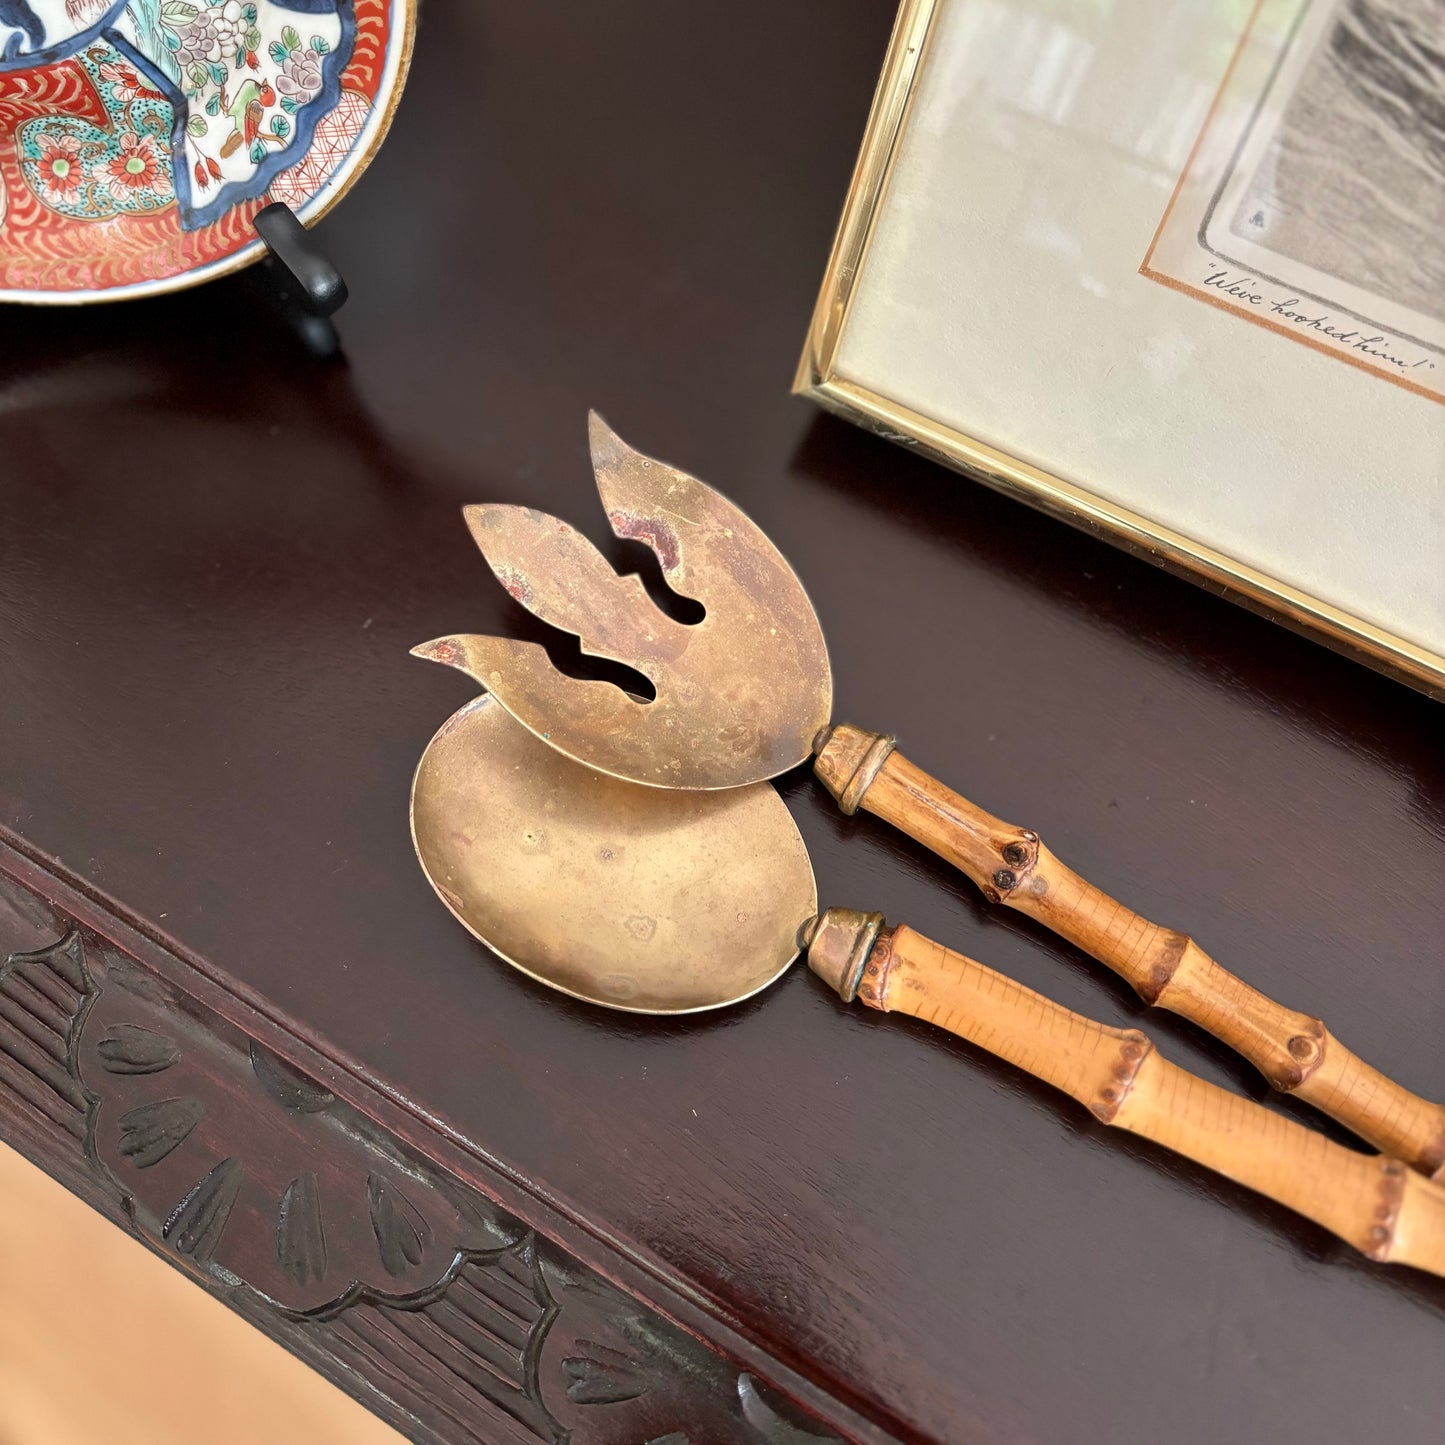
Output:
[{"left": 0, "top": 823, "right": 893, "bottom": 1445}]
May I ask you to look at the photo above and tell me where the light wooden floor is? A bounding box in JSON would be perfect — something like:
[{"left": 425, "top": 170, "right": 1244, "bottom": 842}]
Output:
[{"left": 0, "top": 1139, "right": 404, "bottom": 1445}]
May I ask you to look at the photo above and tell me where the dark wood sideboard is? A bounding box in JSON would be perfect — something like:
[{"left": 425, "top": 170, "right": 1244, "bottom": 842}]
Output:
[{"left": 1, "top": 4, "right": 1442, "bottom": 1443}]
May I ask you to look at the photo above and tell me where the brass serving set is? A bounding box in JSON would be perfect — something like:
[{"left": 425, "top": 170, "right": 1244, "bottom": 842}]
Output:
[{"left": 410, "top": 414, "right": 1445, "bottom": 1278}]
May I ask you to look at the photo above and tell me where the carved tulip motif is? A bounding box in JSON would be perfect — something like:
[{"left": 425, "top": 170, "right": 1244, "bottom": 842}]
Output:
[
  {"left": 1, "top": 897, "right": 847, "bottom": 1445},
  {"left": 59, "top": 947, "right": 520, "bottom": 1314}
]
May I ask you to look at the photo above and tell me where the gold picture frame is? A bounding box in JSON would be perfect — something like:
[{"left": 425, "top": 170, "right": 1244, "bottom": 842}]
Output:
[{"left": 794, "top": 0, "right": 1445, "bottom": 700}]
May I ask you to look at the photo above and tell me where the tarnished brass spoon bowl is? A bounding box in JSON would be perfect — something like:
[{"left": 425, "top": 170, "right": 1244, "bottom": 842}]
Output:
[
  {"left": 410, "top": 694, "right": 816, "bottom": 1013},
  {"left": 410, "top": 697, "right": 1445, "bottom": 1277}
]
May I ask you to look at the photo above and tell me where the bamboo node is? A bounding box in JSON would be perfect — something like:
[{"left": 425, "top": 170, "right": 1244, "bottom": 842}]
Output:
[
  {"left": 1133, "top": 931, "right": 1189, "bottom": 1005},
  {"left": 989, "top": 833, "right": 1041, "bottom": 900},
  {"left": 1092, "top": 1030, "right": 1153, "bottom": 1122},
  {"left": 1415, "top": 1129, "right": 1445, "bottom": 1177},
  {"left": 995, "top": 832, "right": 1039, "bottom": 882},
  {"left": 1365, "top": 1159, "right": 1409, "bottom": 1258},
  {"left": 856, "top": 928, "right": 899, "bottom": 1010},
  {"left": 1262, "top": 1019, "right": 1325, "bottom": 1091}
]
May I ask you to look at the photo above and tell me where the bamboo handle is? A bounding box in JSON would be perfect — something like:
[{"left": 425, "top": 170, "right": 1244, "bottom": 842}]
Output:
[
  {"left": 814, "top": 726, "right": 1445, "bottom": 1177},
  {"left": 804, "top": 910, "right": 1445, "bottom": 1277}
]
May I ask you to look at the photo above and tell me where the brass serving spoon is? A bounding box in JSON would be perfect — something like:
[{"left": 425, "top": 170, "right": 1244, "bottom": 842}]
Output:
[
  {"left": 410, "top": 694, "right": 1445, "bottom": 1278},
  {"left": 412, "top": 415, "right": 1445, "bottom": 1178}
]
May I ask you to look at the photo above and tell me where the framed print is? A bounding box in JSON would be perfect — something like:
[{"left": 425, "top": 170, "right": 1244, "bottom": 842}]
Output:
[{"left": 796, "top": 0, "right": 1445, "bottom": 697}]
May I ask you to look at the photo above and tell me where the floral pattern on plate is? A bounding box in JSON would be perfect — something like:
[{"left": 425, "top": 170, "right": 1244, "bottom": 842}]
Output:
[
  {"left": 0, "top": 0, "right": 403, "bottom": 298},
  {"left": 118, "top": 0, "right": 349, "bottom": 228},
  {"left": 17, "top": 42, "right": 174, "bottom": 220}
]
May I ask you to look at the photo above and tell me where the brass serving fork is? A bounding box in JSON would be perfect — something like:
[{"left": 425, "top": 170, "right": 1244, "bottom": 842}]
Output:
[{"left": 414, "top": 413, "right": 1445, "bottom": 1177}]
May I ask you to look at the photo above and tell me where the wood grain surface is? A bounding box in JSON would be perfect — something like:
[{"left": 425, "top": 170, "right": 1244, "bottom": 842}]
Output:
[{"left": 0, "top": 4, "right": 1443, "bottom": 1443}]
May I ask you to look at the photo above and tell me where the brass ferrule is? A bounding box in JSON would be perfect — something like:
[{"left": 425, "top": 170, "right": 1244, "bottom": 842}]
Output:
[
  {"left": 801, "top": 908, "right": 885, "bottom": 1003},
  {"left": 813, "top": 724, "right": 897, "bottom": 815}
]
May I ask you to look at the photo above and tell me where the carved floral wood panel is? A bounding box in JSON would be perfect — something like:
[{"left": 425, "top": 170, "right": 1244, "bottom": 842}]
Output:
[{"left": 0, "top": 857, "right": 845, "bottom": 1445}]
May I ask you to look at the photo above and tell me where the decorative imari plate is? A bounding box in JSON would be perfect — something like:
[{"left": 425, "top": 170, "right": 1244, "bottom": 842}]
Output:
[{"left": 0, "top": 0, "right": 414, "bottom": 302}]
